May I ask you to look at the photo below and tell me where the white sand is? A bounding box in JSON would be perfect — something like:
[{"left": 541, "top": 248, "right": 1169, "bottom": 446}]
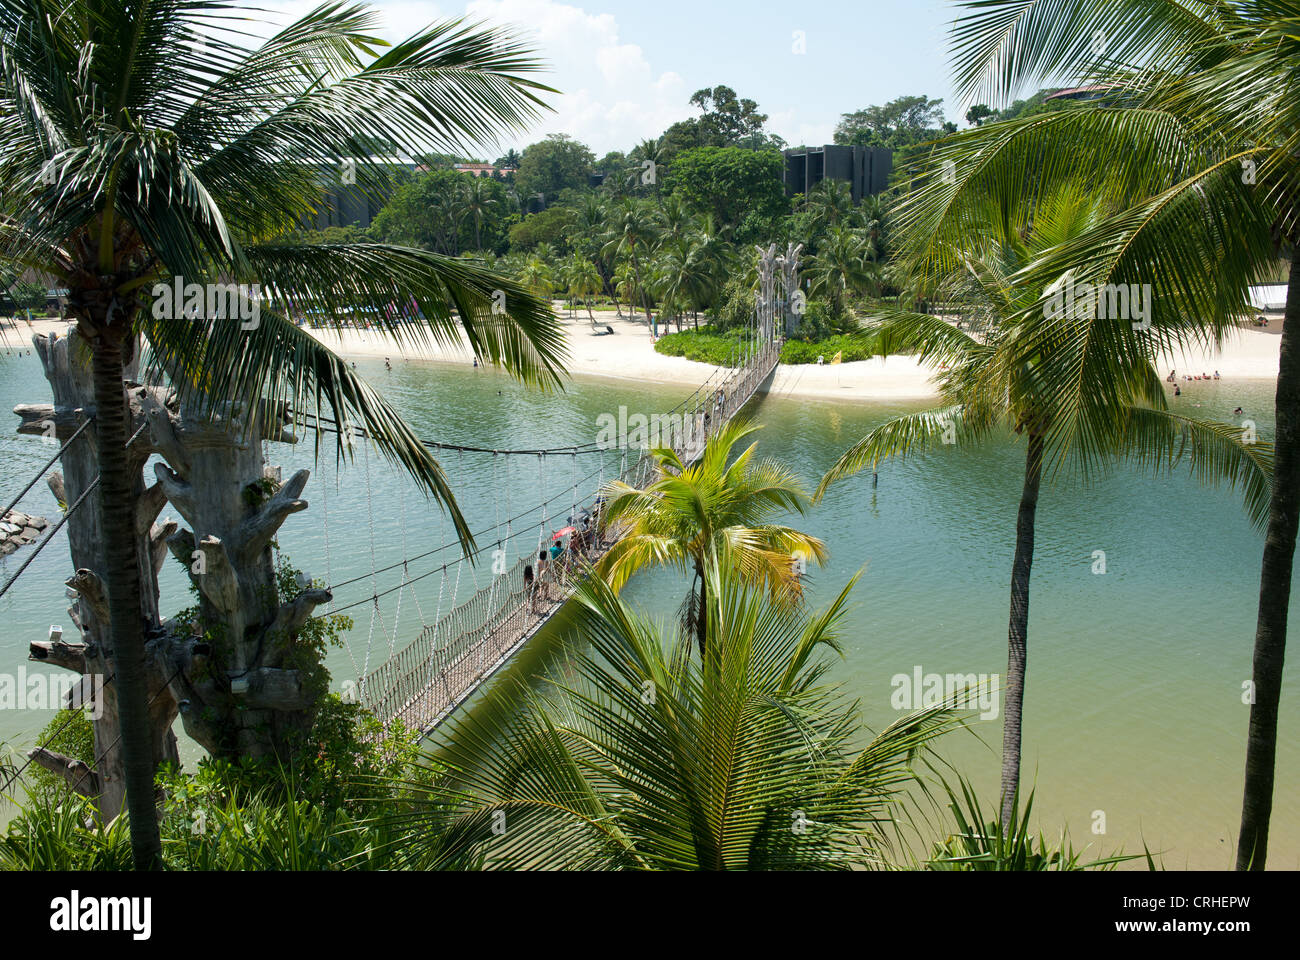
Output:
[
  {"left": 297, "top": 306, "right": 1286, "bottom": 401},
  {"left": 5, "top": 309, "right": 1284, "bottom": 402},
  {"left": 298, "top": 308, "right": 949, "bottom": 401}
]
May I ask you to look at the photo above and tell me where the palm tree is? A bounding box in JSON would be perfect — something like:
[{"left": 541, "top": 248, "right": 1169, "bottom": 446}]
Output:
[
  {"left": 858, "top": 194, "right": 889, "bottom": 264},
  {"left": 801, "top": 179, "right": 856, "bottom": 236},
  {"left": 805, "top": 225, "right": 879, "bottom": 319},
  {"left": 602, "top": 197, "right": 659, "bottom": 334},
  {"left": 563, "top": 254, "right": 602, "bottom": 320},
  {"left": 817, "top": 184, "right": 1274, "bottom": 831},
  {"left": 629, "top": 136, "right": 669, "bottom": 195},
  {"left": 649, "top": 236, "right": 692, "bottom": 334},
  {"left": 438, "top": 191, "right": 468, "bottom": 255},
  {"left": 0, "top": 0, "right": 565, "bottom": 868},
  {"left": 940, "top": 0, "right": 1300, "bottom": 870},
  {"left": 598, "top": 420, "right": 827, "bottom": 658},
  {"left": 517, "top": 255, "right": 556, "bottom": 302},
  {"left": 611, "top": 259, "right": 637, "bottom": 320},
  {"left": 392, "top": 565, "right": 964, "bottom": 870},
  {"left": 460, "top": 176, "right": 497, "bottom": 253}
]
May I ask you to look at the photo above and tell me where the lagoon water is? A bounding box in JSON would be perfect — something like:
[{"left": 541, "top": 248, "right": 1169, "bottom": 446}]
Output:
[{"left": 1, "top": 344, "right": 1296, "bottom": 868}]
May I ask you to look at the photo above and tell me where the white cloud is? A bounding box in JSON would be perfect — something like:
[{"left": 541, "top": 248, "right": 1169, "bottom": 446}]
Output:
[
  {"left": 465, "top": 0, "right": 691, "bottom": 155},
  {"left": 236, "top": 0, "right": 695, "bottom": 157},
  {"left": 767, "top": 108, "right": 834, "bottom": 150}
]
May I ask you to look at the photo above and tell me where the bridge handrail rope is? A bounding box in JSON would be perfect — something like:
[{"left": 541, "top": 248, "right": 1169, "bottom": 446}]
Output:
[
  {"left": 0, "top": 421, "right": 148, "bottom": 604},
  {"left": 0, "top": 416, "right": 94, "bottom": 523}
]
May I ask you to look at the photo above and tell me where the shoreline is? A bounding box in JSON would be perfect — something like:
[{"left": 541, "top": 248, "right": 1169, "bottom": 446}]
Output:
[
  {"left": 4, "top": 310, "right": 1284, "bottom": 403},
  {"left": 296, "top": 307, "right": 1287, "bottom": 401}
]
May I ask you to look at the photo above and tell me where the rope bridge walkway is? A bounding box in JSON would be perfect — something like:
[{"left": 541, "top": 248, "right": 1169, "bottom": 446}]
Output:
[
  {"left": 0, "top": 338, "right": 781, "bottom": 744},
  {"left": 358, "top": 340, "right": 781, "bottom": 734}
]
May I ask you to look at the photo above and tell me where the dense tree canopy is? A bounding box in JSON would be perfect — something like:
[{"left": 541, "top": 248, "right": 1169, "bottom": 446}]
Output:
[
  {"left": 834, "top": 95, "right": 954, "bottom": 149},
  {"left": 515, "top": 133, "right": 596, "bottom": 201},
  {"left": 370, "top": 169, "right": 514, "bottom": 255},
  {"left": 354, "top": 82, "right": 898, "bottom": 329},
  {"left": 507, "top": 204, "right": 573, "bottom": 253},
  {"left": 670, "top": 147, "right": 786, "bottom": 244},
  {"left": 659, "top": 84, "right": 786, "bottom": 156}
]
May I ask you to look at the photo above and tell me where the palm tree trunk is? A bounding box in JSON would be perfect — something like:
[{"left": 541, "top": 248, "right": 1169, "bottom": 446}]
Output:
[
  {"left": 696, "top": 562, "right": 707, "bottom": 660},
  {"left": 1000, "top": 432, "right": 1044, "bottom": 830},
  {"left": 91, "top": 335, "right": 163, "bottom": 870},
  {"left": 633, "top": 253, "right": 653, "bottom": 334},
  {"left": 1236, "top": 247, "right": 1300, "bottom": 870}
]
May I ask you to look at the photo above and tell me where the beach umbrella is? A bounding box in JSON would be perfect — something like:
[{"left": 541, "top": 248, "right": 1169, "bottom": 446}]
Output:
[{"left": 552, "top": 526, "right": 577, "bottom": 540}]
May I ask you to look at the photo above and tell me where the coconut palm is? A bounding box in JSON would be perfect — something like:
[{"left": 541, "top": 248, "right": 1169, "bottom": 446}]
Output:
[
  {"left": 598, "top": 419, "right": 828, "bottom": 658},
  {"left": 602, "top": 197, "right": 660, "bottom": 333},
  {"left": 805, "top": 225, "right": 880, "bottom": 318},
  {"left": 801, "top": 179, "right": 857, "bottom": 236},
  {"left": 611, "top": 259, "right": 637, "bottom": 319},
  {"left": 648, "top": 236, "right": 693, "bottom": 334},
  {"left": 683, "top": 216, "right": 734, "bottom": 326},
  {"left": 389, "top": 564, "right": 964, "bottom": 870},
  {"left": 517, "top": 255, "right": 556, "bottom": 301},
  {"left": 566, "top": 192, "right": 608, "bottom": 263},
  {"left": 628, "top": 136, "right": 669, "bottom": 195},
  {"left": 859, "top": 194, "right": 890, "bottom": 264},
  {"left": 0, "top": 0, "right": 565, "bottom": 867},
  {"left": 563, "top": 254, "right": 602, "bottom": 320},
  {"left": 817, "top": 183, "right": 1274, "bottom": 831},
  {"left": 938, "top": 0, "right": 1300, "bottom": 870},
  {"left": 459, "top": 176, "right": 497, "bottom": 253}
]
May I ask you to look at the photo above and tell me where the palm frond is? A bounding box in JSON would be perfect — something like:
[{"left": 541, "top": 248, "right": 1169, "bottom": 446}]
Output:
[{"left": 816, "top": 405, "right": 974, "bottom": 501}]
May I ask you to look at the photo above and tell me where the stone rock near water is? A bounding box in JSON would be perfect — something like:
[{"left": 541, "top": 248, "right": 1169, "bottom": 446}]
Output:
[{"left": 0, "top": 509, "right": 49, "bottom": 554}]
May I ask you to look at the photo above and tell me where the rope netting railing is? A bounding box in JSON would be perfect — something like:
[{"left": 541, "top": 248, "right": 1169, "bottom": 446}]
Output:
[{"left": 359, "top": 341, "right": 781, "bottom": 733}]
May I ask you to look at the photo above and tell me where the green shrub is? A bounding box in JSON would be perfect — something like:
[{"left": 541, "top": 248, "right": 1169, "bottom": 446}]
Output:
[
  {"left": 0, "top": 796, "right": 134, "bottom": 871},
  {"left": 779, "top": 334, "right": 872, "bottom": 364},
  {"left": 922, "top": 778, "right": 1150, "bottom": 871},
  {"left": 24, "top": 709, "right": 95, "bottom": 805},
  {"left": 654, "top": 327, "right": 757, "bottom": 366},
  {"left": 0, "top": 697, "right": 449, "bottom": 871}
]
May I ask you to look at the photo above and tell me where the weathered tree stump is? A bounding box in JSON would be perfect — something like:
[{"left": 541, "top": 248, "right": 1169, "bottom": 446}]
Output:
[{"left": 141, "top": 392, "right": 330, "bottom": 759}]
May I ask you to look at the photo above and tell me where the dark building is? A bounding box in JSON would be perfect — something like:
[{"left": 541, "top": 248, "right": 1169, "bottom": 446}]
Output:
[
  {"left": 782, "top": 144, "right": 892, "bottom": 202},
  {"left": 308, "top": 158, "right": 422, "bottom": 231}
]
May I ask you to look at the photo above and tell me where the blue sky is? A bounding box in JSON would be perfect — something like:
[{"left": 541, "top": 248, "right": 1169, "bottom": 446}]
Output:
[{"left": 262, "top": 0, "right": 971, "bottom": 157}]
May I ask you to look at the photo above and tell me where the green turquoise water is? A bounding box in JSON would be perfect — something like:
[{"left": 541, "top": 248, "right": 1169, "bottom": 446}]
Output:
[{"left": 0, "top": 345, "right": 1294, "bottom": 868}]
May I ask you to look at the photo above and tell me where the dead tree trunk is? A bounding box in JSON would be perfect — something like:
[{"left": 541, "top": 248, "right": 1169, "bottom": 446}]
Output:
[
  {"left": 14, "top": 328, "right": 179, "bottom": 817},
  {"left": 17, "top": 326, "right": 339, "bottom": 796},
  {"left": 144, "top": 392, "right": 332, "bottom": 759}
]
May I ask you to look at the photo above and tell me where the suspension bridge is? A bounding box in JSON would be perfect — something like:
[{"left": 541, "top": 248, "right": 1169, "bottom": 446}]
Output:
[
  {"left": 352, "top": 339, "right": 780, "bottom": 734},
  {"left": 0, "top": 338, "right": 782, "bottom": 743}
]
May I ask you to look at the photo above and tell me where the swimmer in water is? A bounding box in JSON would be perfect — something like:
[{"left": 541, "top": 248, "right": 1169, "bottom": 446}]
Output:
[{"left": 1234, "top": 406, "right": 1244, "bottom": 415}]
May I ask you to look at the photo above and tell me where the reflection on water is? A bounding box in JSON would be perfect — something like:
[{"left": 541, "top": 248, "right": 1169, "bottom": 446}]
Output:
[{"left": 0, "top": 347, "right": 1294, "bottom": 867}]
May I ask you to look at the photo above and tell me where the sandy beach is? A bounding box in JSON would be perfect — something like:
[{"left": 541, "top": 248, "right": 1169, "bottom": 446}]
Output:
[
  {"left": 3, "top": 308, "right": 1285, "bottom": 402},
  {"left": 294, "top": 306, "right": 1287, "bottom": 402}
]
